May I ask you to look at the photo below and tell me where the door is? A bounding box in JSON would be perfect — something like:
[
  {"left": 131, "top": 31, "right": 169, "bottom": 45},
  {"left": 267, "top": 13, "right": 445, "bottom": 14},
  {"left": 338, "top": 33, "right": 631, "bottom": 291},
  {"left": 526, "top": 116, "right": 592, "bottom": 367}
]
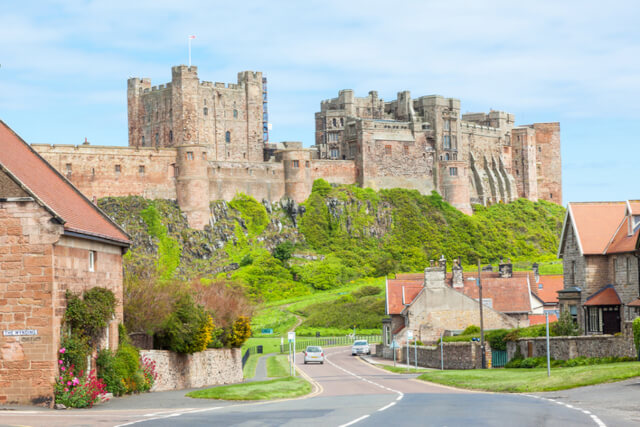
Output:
[{"left": 602, "top": 306, "right": 621, "bottom": 335}]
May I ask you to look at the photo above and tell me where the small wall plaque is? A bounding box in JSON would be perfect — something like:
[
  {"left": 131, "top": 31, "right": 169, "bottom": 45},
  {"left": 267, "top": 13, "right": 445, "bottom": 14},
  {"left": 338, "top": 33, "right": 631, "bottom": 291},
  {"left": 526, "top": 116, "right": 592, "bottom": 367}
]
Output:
[{"left": 3, "top": 329, "right": 38, "bottom": 336}]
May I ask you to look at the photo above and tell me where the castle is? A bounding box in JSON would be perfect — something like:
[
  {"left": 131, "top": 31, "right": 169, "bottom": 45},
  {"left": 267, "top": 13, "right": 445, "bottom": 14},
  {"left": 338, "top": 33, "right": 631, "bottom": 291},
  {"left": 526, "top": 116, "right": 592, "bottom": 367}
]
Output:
[{"left": 32, "top": 65, "right": 561, "bottom": 229}]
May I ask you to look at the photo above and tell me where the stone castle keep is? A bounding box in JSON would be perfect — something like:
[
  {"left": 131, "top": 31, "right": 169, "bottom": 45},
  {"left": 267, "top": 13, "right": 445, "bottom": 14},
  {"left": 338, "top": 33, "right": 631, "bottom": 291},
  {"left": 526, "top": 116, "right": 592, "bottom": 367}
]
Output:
[{"left": 33, "top": 65, "right": 562, "bottom": 229}]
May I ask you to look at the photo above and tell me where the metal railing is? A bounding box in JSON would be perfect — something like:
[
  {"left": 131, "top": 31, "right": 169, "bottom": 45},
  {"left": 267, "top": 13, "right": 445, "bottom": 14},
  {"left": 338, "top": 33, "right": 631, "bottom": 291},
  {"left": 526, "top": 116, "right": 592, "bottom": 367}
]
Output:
[{"left": 280, "top": 335, "right": 382, "bottom": 353}]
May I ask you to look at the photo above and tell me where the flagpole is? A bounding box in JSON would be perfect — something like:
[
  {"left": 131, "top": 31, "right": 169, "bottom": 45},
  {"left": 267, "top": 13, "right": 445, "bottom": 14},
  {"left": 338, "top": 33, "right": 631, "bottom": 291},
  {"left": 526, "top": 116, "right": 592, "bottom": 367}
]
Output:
[{"left": 188, "top": 37, "right": 192, "bottom": 67}]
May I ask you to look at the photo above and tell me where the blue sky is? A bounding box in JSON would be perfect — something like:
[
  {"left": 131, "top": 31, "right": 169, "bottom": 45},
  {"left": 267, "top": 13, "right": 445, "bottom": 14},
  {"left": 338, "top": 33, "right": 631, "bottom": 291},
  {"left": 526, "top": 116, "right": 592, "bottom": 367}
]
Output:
[{"left": 2, "top": 0, "right": 639, "bottom": 204}]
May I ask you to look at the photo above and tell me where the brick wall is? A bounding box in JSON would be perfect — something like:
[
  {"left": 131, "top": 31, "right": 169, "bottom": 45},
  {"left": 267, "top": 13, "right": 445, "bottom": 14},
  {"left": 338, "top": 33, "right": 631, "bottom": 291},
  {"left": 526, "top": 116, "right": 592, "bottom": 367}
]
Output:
[
  {"left": 140, "top": 348, "right": 242, "bottom": 391},
  {"left": 375, "top": 341, "right": 489, "bottom": 370},
  {"left": 0, "top": 200, "right": 61, "bottom": 406}
]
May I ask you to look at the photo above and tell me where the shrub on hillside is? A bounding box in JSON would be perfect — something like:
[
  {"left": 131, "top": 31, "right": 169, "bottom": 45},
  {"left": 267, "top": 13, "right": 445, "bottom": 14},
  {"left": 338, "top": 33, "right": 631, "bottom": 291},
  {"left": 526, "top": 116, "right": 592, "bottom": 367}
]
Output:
[
  {"left": 154, "top": 294, "right": 213, "bottom": 354},
  {"left": 352, "top": 285, "right": 382, "bottom": 298},
  {"left": 293, "top": 255, "right": 357, "bottom": 290}
]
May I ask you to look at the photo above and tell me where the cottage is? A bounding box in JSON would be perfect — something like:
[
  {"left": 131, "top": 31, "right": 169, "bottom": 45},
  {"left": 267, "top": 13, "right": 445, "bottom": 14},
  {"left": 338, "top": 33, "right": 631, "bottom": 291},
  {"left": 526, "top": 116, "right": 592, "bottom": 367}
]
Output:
[
  {"left": 0, "top": 121, "right": 130, "bottom": 405},
  {"left": 557, "top": 201, "right": 640, "bottom": 335}
]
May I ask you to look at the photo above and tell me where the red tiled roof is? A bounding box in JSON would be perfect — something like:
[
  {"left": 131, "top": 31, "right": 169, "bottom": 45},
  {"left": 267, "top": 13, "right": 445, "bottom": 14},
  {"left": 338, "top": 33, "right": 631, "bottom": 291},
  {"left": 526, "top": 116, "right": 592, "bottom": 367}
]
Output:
[
  {"left": 628, "top": 201, "right": 640, "bottom": 215},
  {"left": 584, "top": 285, "right": 622, "bottom": 306},
  {"left": 628, "top": 298, "right": 640, "bottom": 307},
  {"left": 386, "top": 279, "right": 422, "bottom": 315},
  {"left": 532, "top": 275, "right": 564, "bottom": 304},
  {"left": 529, "top": 314, "right": 558, "bottom": 325},
  {"left": 395, "top": 273, "right": 424, "bottom": 280},
  {"left": 568, "top": 202, "right": 627, "bottom": 255},
  {"left": 449, "top": 272, "right": 532, "bottom": 313},
  {"left": 0, "top": 121, "right": 130, "bottom": 245},
  {"left": 606, "top": 216, "right": 640, "bottom": 254}
]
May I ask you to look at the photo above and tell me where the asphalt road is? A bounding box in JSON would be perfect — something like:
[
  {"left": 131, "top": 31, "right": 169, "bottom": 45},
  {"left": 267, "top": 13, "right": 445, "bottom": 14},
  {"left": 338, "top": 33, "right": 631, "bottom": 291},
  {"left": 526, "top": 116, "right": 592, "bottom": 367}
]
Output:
[{"left": 0, "top": 346, "right": 632, "bottom": 427}]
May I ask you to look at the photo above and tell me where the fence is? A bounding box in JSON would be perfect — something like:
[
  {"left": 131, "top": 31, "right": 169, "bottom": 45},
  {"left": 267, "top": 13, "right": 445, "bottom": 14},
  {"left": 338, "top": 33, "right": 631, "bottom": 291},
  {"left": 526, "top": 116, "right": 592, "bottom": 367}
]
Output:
[
  {"left": 280, "top": 335, "right": 382, "bottom": 353},
  {"left": 241, "top": 345, "right": 265, "bottom": 368}
]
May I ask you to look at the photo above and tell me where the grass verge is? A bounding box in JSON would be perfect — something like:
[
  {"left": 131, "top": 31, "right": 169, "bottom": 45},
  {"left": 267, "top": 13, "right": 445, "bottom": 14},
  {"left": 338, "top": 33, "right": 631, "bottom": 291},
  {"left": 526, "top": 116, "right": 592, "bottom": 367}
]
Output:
[
  {"left": 266, "top": 355, "right": 290, "bottom": 378},
  {"left": 375, "top": 364, "right": 432, "bottom": 374},
  {"left": 186, "top": 376, "right": 311, "bottom": 400},
  {"left": 417, "top": 362, "right": 640, "bottom": 392},
  {"left": 243, "top": 354, "right": 259, "bottom": 379}
]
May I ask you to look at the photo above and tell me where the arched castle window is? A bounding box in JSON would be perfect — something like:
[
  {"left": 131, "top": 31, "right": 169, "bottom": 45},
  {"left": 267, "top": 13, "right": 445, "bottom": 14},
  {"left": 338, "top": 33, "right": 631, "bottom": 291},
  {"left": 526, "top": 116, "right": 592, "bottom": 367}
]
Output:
[
  {"left": 155, "top": 133, "right": 159, "bottom": 147},
  {"left": 453, "top": 153, "right": 457, "bottom": 160},
  {"left": 141, "top": 136, "right": 145, "bottom": 146},
  {"left": 444, "top": 153, "right": 450, "bottom": 161},
  {"left": 169, "top": 130, "right": 173, "bottom": 142},
  {"left": 204, "top": 107, "right": 208, "bottom": 116},
  {"left": 225, "top": 131, "right": 231, "bottom": 143},
  {"left": 233, "top": 109, "right": 238, "bottom": 119},
  {"left": 333, "top": 118, "right": 337, "bottom": 127},
  {"left": 340, "top": 118, "right": 344, "bottom": 126}
]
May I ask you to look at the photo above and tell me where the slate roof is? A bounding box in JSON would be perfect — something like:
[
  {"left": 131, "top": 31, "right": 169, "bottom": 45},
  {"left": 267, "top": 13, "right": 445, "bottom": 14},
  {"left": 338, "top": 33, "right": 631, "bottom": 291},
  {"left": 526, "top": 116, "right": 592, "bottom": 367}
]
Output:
[
  {"left": 584, "top": 285, "right": 622, "bottom": 306},
  {"left": 0, "top": 121, "right": 130, "bottom": 246}
]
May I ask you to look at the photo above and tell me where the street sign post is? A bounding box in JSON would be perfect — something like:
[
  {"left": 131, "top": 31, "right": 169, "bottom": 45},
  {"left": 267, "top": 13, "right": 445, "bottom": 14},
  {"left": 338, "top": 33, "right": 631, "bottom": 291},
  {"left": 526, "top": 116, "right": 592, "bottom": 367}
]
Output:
[{"left": 288, "top": 332, "right": 296, "bottom": 376}]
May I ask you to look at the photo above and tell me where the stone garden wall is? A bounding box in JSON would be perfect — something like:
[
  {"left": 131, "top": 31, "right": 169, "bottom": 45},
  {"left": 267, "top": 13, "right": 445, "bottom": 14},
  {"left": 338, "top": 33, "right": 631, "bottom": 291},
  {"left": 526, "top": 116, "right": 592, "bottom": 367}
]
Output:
[
  {"left": 376, "top": 342, "right": 490, "bottom": 370},
  {"left": 140, "top": 348, "right": 242, "bottom": 391},
  {"left": 506, "top": 334, "right": 637, "bottom": 361}
]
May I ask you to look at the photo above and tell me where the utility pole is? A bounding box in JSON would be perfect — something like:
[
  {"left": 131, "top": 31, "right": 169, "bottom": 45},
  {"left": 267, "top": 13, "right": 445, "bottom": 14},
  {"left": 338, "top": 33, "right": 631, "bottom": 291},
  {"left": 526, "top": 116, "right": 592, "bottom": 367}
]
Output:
[{"left": 478, "top": 259, "right": 486, "bottom": 369}]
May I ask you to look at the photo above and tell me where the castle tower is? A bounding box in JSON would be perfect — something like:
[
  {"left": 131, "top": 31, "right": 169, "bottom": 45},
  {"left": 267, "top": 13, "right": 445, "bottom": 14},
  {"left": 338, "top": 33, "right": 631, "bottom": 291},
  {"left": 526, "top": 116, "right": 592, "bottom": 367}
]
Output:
[
  {"left": 127, "top": 77, "right": 151, "bottom": 148},
  {"left": 176, "top": 144, "right": 210, "bottom": 229},
  {"left": 439, "top": 160, "right": 471, "bottom": 214},
  {"left": 279, "top": 144, "right": 313, "bottom": 202}
]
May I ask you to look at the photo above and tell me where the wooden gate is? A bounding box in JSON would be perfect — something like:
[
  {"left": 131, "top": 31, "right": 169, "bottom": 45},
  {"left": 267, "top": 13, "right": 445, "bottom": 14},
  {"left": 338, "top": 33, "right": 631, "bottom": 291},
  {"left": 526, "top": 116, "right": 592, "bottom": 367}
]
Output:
[{"left": 491, "top": 350, "right": 508, "bottom": 368}]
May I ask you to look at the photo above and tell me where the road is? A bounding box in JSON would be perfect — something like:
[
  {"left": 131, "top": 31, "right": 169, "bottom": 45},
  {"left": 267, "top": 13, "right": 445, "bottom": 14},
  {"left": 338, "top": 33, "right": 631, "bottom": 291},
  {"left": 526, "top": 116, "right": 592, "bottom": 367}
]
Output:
[{"left": 0, "top": 346, "right": 630, "bottom": 427}]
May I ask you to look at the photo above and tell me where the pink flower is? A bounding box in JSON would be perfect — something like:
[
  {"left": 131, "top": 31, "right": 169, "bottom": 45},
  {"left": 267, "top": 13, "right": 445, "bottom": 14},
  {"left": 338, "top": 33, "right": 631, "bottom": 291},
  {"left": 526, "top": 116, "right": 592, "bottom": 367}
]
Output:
[
  {"left": 67, "top": 381, "right": 72, "bottom": 386},
  {"left": 59, "top": 348, "right": 66, "bottom": 354},
  {"left": 59, "top": 359, "right": 63, "bottom": 364},
  {"left": 64, "top": 387, "right": 68, "bottom": 392},
  {"left": 72, "top": 377, "right": 79, "bottom": 386},
  {"left": 61, "top": 366, "right": 65, "bottom": 371}
]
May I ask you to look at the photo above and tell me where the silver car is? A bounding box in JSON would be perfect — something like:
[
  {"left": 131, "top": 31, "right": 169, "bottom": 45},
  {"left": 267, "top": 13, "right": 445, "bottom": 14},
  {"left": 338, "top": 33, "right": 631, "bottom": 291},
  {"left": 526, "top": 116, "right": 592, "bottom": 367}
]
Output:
[
  {"left": 351, "top": 340, "right": 370, "bottom": 355},
  {"left": 303, "top": 346, "right": 324, "bottom": 364}
]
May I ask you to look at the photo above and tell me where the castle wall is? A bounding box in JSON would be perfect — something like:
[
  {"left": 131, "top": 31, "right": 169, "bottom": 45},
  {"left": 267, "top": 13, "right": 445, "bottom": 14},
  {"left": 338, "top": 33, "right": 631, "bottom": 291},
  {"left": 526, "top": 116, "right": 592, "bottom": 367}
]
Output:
[
  {"left": 532, "top": 123, "right": 562, "bottom": 204},
  {"left": 32, "top": 144, "right": 177, "bottom": 201},
  {"left": 209, "top": 161, "right": 285, "bottom": 203},
  {"left": 310, "top": 160, "right": 356, "bottom": 185}
]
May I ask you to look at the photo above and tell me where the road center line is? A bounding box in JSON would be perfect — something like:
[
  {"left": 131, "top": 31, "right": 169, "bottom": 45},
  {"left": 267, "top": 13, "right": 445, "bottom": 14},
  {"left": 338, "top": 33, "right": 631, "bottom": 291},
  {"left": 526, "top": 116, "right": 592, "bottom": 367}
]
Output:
[
  {"left": 325, "top": 351, "right": 403, "bottom": 427},
  {"left": 115, "top": 406, "right": 223, "bottom": 426},
  {"left": 524, "top": 395, "right": 605, "bottom": 427}
]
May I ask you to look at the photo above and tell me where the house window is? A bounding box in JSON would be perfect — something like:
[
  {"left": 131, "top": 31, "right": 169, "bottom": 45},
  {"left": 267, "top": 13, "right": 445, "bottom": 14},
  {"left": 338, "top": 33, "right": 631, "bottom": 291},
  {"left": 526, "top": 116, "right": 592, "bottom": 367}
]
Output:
[
  {"left": 139, "top": 165, "right": 145, "bottom": 176},
  {"left": 626, "top": 256, "right": 630, "bottom": 284},
  {"left": 115, "top": 164, "right": 121, "bottom": 175},
  {"left": 292, "top": 160, "right": 299, "bottom": 168},
  {"left": 570, "top": 260, "right": 576, "bottom": 284},
  {"left": 586, "top": 306, "right": 601, "bottom": 333},
  {"left": 186, "top": 151, "right": 194, "bottom": 161},
  {"left": 443, "top": 135, "right": 451, "bottom": 149},
  {"left": 88, "top": 251, "right": 96, "bottom": 272},
  {"left": 385, "top": 145, "right": 392, "bottom": 155},
  {"left": 449, "top": 167, "right": 458, "bottom": 176},
  {"left": 233, "top": 109, "right": 238, "bottom": 118},
  {"left": 225, "top": 131, "right": 231, "bottom": 143},
  {"left": 570, "top": 304, "right": 578, "bottom": 324}
]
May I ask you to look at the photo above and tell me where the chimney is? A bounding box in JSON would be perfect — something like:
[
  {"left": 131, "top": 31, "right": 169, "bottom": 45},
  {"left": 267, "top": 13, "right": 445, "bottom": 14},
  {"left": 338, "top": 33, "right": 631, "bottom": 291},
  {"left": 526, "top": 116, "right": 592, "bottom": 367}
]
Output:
[
  {"left": 452, "top": 258, "right": 463, "bottom": 288},
  {"left": 499, "top": 258, "right": 512, "bottom": 278},
  {"left": 438, "top": 254, "right": 446, "bottom": 269},
  {"left": 532, "top": 262, "right": 540, "bottom": 283},
  {"left": 424, "top": 260, "right": 446, "bottom": 289}
]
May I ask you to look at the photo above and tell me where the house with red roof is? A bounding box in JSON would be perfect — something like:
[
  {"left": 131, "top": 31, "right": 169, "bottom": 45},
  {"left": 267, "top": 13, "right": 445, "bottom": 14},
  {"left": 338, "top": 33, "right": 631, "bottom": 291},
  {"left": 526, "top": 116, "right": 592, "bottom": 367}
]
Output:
[
  {"left": 0, "top": 121, "right": 130, "bottom": 406},
  {"left": 383, "top": 259, "right": 529, "bottom": 345},
  {"left": 558, "top": 201, "right": 640, "bottom": 335}
]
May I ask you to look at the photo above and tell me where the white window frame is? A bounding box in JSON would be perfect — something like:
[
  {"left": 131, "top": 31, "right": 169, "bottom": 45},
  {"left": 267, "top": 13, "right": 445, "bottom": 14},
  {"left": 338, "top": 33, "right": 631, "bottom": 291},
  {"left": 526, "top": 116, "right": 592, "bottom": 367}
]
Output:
[{"left": 89, "top": 251, "right": 96, "bottom": 272}]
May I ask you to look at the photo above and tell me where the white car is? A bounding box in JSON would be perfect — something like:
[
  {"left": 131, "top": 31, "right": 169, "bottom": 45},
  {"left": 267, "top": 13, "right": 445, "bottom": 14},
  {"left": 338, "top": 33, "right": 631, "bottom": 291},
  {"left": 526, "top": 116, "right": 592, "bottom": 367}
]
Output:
[
  {"left": 303, "top": 346, "right": 324, "bottom": 364},
  {"left": 351, "top": 340, "right": 370, "bottom": 356}
]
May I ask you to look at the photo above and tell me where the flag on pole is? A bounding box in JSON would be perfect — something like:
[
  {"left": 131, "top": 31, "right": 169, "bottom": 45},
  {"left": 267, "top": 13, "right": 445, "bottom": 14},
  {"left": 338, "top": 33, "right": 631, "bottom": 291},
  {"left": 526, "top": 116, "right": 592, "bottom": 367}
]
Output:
[{"left": 189, "top": 35, "right": 196, "bottom": 39}]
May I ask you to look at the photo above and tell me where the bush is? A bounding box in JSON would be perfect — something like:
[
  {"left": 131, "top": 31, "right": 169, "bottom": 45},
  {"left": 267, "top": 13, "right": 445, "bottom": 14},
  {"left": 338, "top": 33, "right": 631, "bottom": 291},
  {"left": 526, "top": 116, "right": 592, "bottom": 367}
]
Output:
[
  {"left": 273, "top": 241, "right": 295, "bottom": 263},
  {"left": 59, "top": 334, "right": 90, "bottom": 373},
  {"left": 633, "top": 317, "right": 640, "bottom": 357},
  {"left": 294, "top": 255, "right": 357, "bottom": 290},
  {"left": 54, "top": 365, "right": 106, "bottom": 408},
  {"left": 155, "top": 294, "right": 213, "bottom": 354},
  {"left": 226, "top": 316, "right": 252, "bottom": 348},
  {"left": 352, "top": 286, "right": 382, "bottom": 298},
  {"left": 552, "top": 310, "right": 582, "bottom": 336},
  {"left": 485, "top": 329, "right": 509, "bottom": 351},
  {"left": 64, "top": 288, "right": 116, "bottom": 344},
  {"left": 311, "top": 179, "right": 332, "bottom": 197},
  {"left": 96, "top": 349, "right": 126, "bottom": 396},
  {"left": 461, "top": 325, "right": 480, "bottom": 335}
]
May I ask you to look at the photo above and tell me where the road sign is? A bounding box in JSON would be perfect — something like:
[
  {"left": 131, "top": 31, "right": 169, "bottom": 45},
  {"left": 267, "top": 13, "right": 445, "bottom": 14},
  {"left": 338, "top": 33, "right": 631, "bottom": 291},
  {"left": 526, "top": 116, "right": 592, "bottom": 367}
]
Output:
[
  {"left": 288, "top": 331, "right": 295, "bottom": 342},
  {"left": 390, "top": 340, "right": 400, "bottom": 349},
  {"left": 407, "top": 330, "right": 413, "bottom": 340}
]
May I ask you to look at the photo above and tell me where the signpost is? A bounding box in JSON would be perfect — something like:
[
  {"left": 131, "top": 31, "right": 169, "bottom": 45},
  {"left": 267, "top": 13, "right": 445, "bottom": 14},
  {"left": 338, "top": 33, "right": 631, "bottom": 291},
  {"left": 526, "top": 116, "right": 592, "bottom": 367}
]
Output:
[
  {"left": 390, "top": 338, "right": 399, "bottom": 367},
  {"left": 406, "top": 330, "right": 413, "bottom": 367},
  {"left": 545, "top": 312, "right": 551, "bottom": 377},
  {"left": 288, "top": 331, "right": 296, "bottom": 376}
]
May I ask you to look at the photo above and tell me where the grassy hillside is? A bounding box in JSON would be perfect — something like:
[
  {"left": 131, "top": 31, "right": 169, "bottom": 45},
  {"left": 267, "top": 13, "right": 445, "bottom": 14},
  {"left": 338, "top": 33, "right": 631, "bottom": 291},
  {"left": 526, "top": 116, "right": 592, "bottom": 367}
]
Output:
[{"left": 100, "top": 183, "right": 565, "bottom": 304}]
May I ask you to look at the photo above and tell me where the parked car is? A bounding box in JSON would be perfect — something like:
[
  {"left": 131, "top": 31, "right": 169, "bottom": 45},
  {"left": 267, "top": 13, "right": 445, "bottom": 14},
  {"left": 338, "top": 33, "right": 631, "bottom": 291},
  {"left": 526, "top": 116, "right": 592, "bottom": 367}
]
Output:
[
  {"left": 304, "top": 346, "right": 324, "bottom": 364},
  {"left": 352, "top": 340, "right": 371, "bottom": 356}
]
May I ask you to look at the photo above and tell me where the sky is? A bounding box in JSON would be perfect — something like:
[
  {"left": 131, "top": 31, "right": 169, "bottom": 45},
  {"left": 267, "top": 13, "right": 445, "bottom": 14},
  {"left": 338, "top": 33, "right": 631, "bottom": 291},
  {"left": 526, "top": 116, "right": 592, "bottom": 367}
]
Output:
[{"left": 1, "top": 0, "right": 639, "bottom": 204}]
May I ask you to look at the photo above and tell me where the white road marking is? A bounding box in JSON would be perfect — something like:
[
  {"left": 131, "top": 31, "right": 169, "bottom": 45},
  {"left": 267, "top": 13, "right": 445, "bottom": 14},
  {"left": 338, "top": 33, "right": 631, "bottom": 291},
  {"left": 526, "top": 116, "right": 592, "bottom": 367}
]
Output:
[
  {"left": 339, "top": 414, "right": 370, "bottom": 427},
  {"left": 378, "top": 402, "right": 396, "bottom": 412},
  {"left": 325, "top": 351, "right": 403, "bottom": 427},
  {"left": 523, "top": 395, "right": 605, "bottom": 427},
  {"left": 114, "top": 406, "right": 223, "bottom": 426}
]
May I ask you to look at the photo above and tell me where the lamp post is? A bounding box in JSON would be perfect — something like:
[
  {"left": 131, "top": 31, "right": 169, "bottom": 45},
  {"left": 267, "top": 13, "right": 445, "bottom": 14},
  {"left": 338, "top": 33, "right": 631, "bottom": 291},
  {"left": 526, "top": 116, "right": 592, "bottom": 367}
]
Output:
[{"left": 467, "top": 259, "right": 486, "bottom": 369}]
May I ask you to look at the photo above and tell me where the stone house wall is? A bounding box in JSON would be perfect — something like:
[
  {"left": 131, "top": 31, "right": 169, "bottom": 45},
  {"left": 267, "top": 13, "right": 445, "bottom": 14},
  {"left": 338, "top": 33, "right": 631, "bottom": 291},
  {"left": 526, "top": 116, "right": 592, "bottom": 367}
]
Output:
[
  {"left": 0, "top": 199, "right": 61, "bottom": 406},
  {"left": 506, "top": 333, "right": 637, "bottom": 361},
  {"left": 140, "top": 348, "right": 242, "bottom": 391}
]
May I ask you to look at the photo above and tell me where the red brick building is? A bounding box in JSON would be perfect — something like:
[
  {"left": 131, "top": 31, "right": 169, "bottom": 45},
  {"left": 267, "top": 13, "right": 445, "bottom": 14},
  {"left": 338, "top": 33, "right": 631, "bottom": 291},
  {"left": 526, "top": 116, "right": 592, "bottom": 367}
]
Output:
[{"left": 0, "top": 121, "right": 130, "bottom": 406}]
